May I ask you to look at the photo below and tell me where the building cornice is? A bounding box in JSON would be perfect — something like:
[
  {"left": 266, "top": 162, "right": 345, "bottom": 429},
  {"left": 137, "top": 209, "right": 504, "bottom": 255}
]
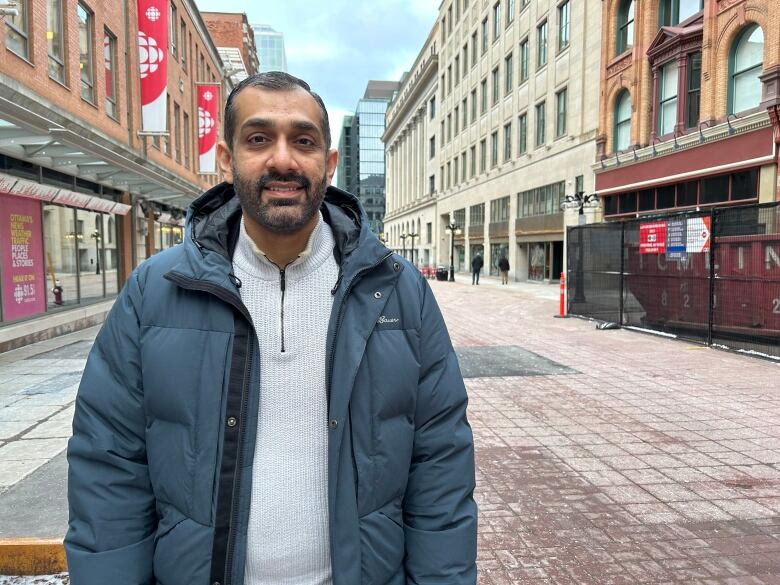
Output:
[
  {"left": 384, "top": 194, "right": 437, "bottom": 221},
  {"left": 384, "top": 53, "right": 438, "bottom": 140}
]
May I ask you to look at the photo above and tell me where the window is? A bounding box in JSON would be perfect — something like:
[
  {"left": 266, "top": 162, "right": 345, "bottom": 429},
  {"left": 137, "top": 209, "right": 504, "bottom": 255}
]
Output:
[
  {"left": 537, "top": 20, "right": 548, "bottom": 67},
  {"left": 448, "top": 5, "right": 453, "bottom": 33},
  {"left": 617, "top": 0, "right": 634, "bottom": 54},
  {"left": 730, "top": 25, "right": 764, "bottom": 114},
  {"left": 463, "top": 45, "right": 468, "bottom": 76},
  {"left": 5, "top": 0, "right": 29, "bottom": 59},
  {"left": 503, "top": 122, "right": 512, "bottom": 161},
  {"left": 470, "top": 146, "right": 476, "bottom": 177},
  {"left": 470, "top": 203, "right": 485, "bottom": 225},
  {"left": 480, "top": 78, "right": 487, "bottom": 113},
  {"left": 575, "top": 175, "right": 584, "bottom": 194},
  {"left": 430, "top": 136, "right": 436, "bottom": 159},
  {"left": 47, "top": 0, "right": 65, "bottom": 82},
  {"left": 447, "top": 162, "right": 451, "bottom": 188},
  {"left": 479, "top": 138, "right": 487, "bottom": 172},
  {"left": 455, "top": 106, "right": 459, "bottom": 134},
  {"left": 430, "top": 96, "right": 436, "bottom": 119},
  {"left": 517, "top": 182, "right": 566, "bottom": 217},
  {"left": 429, "top": 175, "right": 435, "bottom": 195},
  {"left": 614, "top": 90, "right": 631, "bottom": 152},
  {"left": 472, "top": 31, "right": 478, "bottom": 66},
  {"left": 180, "top": 19, "right": 187, "bottom": 70},
  {"left": 491, "top": 131, "right": 499, "bottom": 167},
  {"left": 686, "top": 52, "right": 701, "bottom": 128},
  {"left": 504, "top": 52, "right": 513, "bottom": 94},
  {"left": 427, "top": 222, "right": 433, "bottom": 244},
  {"left": 659, "top": 0, "right": 703, "bottom": 27},
  {"left": 461, "top": 151, "right": 467, "bottom": 181},
  {"left": 535, "top": 101, "right": 546, "bottom": 146},
  {"left": 169, "top": 2, "right": 178, "bottom": 58},
  {"left": 491, "top": 67, "right": 499, "bottom": 105},
  {"left": 164, "top": 95, "right": 171, "bottom": 155},
  {"left": 555, "top": 88, "right": 567, "bottom": 137},
  {"left": 440, "top": 120, "right": 445, "bottom": 145},
  {"left": 658, "top": 62, "right": 678, "bottom": 135},
  {"left": 448, "top": 64, "right": 452, "bottom": 93},
  {"left": 77, "top": 3, "right": 95, "bottom": 102},
  {"left": 471, "top": 88, "right": 477, "bottom": 121},
  {"left": 462, "top": 98, "right": 468, "bottom": 127},
  {"left": 558, "top": 1, "right": 570, "bottom": 51},
  {"left": 518, "top": 113, "right": 528, "bottom": 154},
  {"left": 455, "top": 56, "right": 460, "bottom": 85},
  {"left": 104, "top": 30, "right": 118, "bottom": 118},
  {"left": 493, "top": 2, "right": 501, "bottom": 41},
  {"left": 183, "top": 111, "right": 191, "bottom": 168},
  {"left": 519, "top": 39, "right": 529, "bottom": 83},
  {"left": 481, "top": 17, "right": 488, "bottom": 54},
  {"left": 447, "top": 113, "right": 452, "bottom": 142},
  {"left": 453, "top": 157, "right": 458, "bottom": 185},
  {"left": 174, "top": 102, "right": 181, "bottom": 163},
  {"left": 441, "top": 74, "right": 445, "bottom": 99},
  {"left": 507, "top": 0, "right": 515, "bottom": 27}
]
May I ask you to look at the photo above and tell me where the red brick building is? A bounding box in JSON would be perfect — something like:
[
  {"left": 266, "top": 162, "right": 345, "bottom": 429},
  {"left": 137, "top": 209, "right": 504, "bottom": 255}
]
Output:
[
  {"left": 0, "top": 0, "right": 233, "bottom": 329},
  {"left": 595, "top": 0, "right": 780, "bottom": 218},
  {"left": 201, "top": 11, "right": 259, "bottom": 82}
]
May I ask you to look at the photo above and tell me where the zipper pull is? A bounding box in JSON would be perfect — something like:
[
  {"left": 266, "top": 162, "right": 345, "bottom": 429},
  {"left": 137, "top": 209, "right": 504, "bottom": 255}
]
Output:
[
  {"left": 331, "top": 270, "right": 343, "bottom": 295},
  {"left": 280, "top": 269, "right": 286, "bottom": 291},
  {"left": 229, "top": 274, "right": 242, "bottom": 289}
]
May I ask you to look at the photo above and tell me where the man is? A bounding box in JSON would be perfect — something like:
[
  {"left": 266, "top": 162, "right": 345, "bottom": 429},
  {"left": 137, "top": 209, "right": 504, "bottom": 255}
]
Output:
[
  {"left": 498, "top": 256, "right": 510, "bottom": 285},
  {"left": 65, "top": 72, "right": 477, "bottom": 585},
  {"left": 471, "top": 253, "right": 483, "bottom": 285}
]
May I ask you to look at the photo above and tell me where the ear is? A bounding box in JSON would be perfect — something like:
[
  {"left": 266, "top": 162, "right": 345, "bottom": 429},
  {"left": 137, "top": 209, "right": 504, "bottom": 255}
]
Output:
[
  {"left": 216, "top": 141, "right": 234, "bottom": 183},
  {"left": 325, "top": 148, "right": 338, "bottom": 184}
]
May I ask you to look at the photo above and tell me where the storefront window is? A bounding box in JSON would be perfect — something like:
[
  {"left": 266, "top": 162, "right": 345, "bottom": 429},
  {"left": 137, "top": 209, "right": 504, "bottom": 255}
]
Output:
[
  {"left": 490, "top": 243, "right": 509, "bottom": 276},
  {"left": 529, "top": 243, "right": 546, "bottom": 281},
  {"left": 43, "top": 204, "right": 78, "bottom": 310},
  {"left": 76, "top": 209, "right": 105, "bottom": 304}
]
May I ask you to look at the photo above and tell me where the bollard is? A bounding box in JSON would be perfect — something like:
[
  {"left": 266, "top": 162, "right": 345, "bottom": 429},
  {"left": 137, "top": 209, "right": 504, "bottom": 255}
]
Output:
[{"left": 554, "top": 272, "right": 568, "bottom": 318}]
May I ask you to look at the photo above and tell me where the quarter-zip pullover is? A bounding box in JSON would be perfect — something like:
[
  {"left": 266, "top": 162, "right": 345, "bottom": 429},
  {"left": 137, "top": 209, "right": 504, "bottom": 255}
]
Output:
[{"left": 232, "top": 213, "right": 338, "bottom": 585}]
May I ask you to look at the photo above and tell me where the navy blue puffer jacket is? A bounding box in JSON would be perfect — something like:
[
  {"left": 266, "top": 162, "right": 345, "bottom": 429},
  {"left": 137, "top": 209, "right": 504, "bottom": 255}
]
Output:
[{"left": 65, "top": 183, "right": 477, "bottom": 585}]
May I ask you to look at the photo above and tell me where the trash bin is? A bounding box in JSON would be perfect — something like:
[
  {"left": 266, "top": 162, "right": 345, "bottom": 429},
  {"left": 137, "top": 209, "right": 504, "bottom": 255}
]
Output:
[{"left": 435, "top": 266, "right": 448, "bottom": 281}]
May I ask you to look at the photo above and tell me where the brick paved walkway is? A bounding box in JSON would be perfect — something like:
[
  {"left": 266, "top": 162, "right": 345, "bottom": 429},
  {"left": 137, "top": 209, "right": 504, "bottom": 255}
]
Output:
[
  {"left": 435, "top": 276, "right": 780, "bottom": 584},
  {"left": 0, "top": 275, "right": 779, "bottom": 583}
]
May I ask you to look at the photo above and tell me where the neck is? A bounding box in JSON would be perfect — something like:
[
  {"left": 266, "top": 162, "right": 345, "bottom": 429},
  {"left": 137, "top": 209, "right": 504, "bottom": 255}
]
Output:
[{"left": 243, "top": 214, "right": 319, "bottom": 267}]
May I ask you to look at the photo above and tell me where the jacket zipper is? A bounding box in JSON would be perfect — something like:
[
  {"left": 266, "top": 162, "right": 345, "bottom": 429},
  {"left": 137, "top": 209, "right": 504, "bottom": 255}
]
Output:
[
  {"left": 164, "top": 271, "right": 253, "bottom": 585},
  {"left": 279, "top": 268, "right": 286, "bottom": 353},
  {"left": 325, "top": 251, "right": 393, "bottom": 411}
]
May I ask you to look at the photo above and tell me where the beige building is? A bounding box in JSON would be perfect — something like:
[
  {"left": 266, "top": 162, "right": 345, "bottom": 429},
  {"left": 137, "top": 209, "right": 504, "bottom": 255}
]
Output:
[{"left": 384, "top": 0, "right": 602, "bottom": 282}]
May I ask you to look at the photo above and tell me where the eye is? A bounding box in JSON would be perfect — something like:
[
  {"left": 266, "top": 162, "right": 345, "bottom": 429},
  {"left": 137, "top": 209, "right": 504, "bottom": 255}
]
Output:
[
  {"left": 296, "top": 137, "right": 315, "bottom": 147},
  {"left": 247, "top": 134, "right": 268, "bottom": 145}
]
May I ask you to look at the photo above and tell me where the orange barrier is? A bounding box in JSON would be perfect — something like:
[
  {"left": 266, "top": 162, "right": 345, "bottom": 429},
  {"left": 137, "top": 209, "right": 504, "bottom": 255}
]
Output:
[{"left": 554, "top": 272, "right": 568, "bottom": 318}]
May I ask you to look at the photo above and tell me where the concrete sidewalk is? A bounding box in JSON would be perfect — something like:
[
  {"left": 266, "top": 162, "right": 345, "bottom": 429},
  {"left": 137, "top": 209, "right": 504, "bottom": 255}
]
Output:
[{"left": 1, "top": 278, "right": 779, "bottom": 583}]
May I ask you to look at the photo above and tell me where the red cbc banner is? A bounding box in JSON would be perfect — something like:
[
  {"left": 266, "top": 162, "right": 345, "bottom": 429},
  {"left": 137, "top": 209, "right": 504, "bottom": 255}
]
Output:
[
  {"left": 198, "top": 85, "right": 219, "bottom": 174},
  {"left": 137, "top": 0, "right": 167, "bottom": 132},
  {"left": 639, "top": 221, "right": 668, "bottom": 255},
  {"left": 0, "top": 193, "right": 46, "bottom": 320}
]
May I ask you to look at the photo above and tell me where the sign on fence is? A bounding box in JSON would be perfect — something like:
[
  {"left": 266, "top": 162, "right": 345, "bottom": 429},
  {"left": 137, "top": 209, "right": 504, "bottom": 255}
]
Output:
[{"left": 639, "top": 221, "right": 667, "bottom": 254}]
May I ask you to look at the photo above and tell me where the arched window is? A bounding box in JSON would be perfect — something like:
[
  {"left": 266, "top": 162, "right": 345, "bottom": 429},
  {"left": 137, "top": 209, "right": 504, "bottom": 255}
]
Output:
[
  {"left": 617, "top": 0, "right": 634, "bottom": 54},
  {"left": 730, "top": 25, "right": 764, "bottom": 114},
  {"left": 659, "top": 0, "right": 703, "bottom": 27},
  {"left": 614, "top": 91, "right": 632, "bottom": 152}
]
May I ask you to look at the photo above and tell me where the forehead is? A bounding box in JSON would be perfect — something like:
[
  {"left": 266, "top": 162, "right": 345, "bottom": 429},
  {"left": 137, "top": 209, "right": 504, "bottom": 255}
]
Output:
[{"left": 233, "top": 87, "right": 322, "bottom": 130}]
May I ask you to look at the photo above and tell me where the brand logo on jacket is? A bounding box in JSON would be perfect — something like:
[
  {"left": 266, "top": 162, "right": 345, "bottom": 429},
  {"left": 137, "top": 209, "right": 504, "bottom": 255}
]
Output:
[{"left": 377, "top": 316, "right": 399, "bottom": 324}]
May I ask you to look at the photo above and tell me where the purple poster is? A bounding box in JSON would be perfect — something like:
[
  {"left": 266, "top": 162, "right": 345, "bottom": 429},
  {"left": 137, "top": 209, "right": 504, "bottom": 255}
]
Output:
[{"left": 0, "top": 193, "right": 46, "bottom": 320}]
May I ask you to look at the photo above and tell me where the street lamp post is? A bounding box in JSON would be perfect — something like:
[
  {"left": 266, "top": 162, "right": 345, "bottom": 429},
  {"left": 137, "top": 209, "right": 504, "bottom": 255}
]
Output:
[
  {"left": 407, "top": 232, "right": 418, "bottom": 266},
  {"left": 399, "top": 233, "right": 408, "bottom": 261},
  {"left": 446, "top": 222, "right": 460, "bottom": 281},
  {"left": 560, "top": 191, "right": 600, "bottom": 304},
  {"left": 91, "top": 229, "right": 101, "bottom": 275}
]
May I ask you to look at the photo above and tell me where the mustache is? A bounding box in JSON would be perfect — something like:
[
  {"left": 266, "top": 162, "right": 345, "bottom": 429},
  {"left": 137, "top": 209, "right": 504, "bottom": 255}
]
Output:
[{"left": 256, "top": 172, "right": 311, "bottom": 192}]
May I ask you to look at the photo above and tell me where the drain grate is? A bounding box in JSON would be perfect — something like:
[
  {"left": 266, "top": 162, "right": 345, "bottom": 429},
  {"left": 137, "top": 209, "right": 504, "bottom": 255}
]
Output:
[{"left": 454, "top": 346, "right": 577, "bottom": 379}]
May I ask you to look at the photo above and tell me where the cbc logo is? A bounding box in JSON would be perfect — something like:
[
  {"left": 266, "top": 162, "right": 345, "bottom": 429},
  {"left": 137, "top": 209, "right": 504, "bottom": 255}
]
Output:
[{"left": 138, "top": 32, "right": 164, "bottom": 79}]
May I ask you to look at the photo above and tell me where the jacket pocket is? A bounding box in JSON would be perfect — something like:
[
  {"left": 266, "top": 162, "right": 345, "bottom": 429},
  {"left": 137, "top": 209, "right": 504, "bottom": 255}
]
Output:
[{"left": 359, "top": 503, "right": 405, "bottom": 585}]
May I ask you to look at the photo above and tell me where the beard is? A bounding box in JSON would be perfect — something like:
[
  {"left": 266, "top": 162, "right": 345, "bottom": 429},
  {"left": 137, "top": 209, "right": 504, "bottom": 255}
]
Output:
[{"left": 232, "top": 167, "right": 328, "bottom": 234}]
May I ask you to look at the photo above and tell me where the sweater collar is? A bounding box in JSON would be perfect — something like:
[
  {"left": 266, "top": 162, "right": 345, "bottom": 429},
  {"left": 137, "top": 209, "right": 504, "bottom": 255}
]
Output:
[{"left": 232, "top": 213, "right": 336, "bottom": 282}]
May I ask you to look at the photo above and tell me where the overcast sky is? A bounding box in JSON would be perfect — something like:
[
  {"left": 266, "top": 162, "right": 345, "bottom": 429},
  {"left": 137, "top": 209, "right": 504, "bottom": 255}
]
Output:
[{"left": 195, "top": 1, "right": 440, "bottom": 148}]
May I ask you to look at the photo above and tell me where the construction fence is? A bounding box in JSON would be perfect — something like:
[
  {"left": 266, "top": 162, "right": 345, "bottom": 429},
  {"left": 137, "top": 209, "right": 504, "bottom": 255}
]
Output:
[{"left": 566, "top": 202, "right": 780, "bottom": 361}]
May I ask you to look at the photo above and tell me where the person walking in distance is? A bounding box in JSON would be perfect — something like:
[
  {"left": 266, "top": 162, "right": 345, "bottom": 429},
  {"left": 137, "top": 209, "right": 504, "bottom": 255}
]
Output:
[
  {"left": 498, "top": 255, "right": 510, "bottom": 285},
  {"left": 471, "top": 253, "right": 483, "bottom": 285},
  {"left": 65, "top": 72, "right": 478, "bottom": 585}
]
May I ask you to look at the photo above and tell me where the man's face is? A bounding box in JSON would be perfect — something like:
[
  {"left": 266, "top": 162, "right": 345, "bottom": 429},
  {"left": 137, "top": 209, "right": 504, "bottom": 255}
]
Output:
[{"left": 217, "top": 87, "right": 338, "bottom": 234}]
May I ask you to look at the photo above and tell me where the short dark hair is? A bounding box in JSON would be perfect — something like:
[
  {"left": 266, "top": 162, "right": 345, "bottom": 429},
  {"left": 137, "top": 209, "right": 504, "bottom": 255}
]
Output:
[{"left": 223, "top": 71, "right": 331, "bottom": 151}]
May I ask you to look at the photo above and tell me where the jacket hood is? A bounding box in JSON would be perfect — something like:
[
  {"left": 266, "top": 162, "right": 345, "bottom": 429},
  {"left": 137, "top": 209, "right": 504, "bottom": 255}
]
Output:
[{"left": 176, "top": 181, "right": 388, "bottom": 285}]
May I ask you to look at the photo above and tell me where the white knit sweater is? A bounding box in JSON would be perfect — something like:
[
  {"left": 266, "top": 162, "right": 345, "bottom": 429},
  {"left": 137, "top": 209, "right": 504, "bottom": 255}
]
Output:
[{"left": 233, "top": 214, "right": 337, "bottom": 585}]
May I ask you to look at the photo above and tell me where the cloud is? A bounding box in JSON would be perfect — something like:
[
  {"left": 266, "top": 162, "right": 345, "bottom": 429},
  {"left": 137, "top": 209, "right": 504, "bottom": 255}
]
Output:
[{"left": 286, "top": 39, "right": 345, "bottom": 62}]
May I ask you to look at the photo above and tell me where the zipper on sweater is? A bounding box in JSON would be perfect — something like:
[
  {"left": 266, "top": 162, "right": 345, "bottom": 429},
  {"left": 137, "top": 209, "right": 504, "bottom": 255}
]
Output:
[
  {"left": 325, "top": 251, "right": 393, "bottom": 412},
  {"left": 279, "top": 268, "right": 286, "bottom": 353}
]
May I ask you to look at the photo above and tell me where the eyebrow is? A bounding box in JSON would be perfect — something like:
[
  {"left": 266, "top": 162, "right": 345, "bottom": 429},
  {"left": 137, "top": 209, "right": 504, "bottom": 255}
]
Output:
[{"left": 240, "top": 117, "right": 321, "bottom": 137}]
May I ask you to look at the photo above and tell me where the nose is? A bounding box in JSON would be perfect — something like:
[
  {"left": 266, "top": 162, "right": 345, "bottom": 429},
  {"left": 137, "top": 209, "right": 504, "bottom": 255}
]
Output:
[{"left": 266, "top": 139, "right": 300, "bottom": 174}]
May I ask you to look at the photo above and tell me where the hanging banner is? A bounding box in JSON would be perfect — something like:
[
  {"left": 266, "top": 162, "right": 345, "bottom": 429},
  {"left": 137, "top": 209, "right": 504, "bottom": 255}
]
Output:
[
  {"left": 0, "top": 194, "right": 46, "bottom": 320},
  {"left": 686, "top": 216, "right": 711, "bottom": 253},
  {"left": 137, "top": 0, "right": 167, "bottom": 132},
  {"left": 198, "top": 84, "right": 219, "bottom": 174}
]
